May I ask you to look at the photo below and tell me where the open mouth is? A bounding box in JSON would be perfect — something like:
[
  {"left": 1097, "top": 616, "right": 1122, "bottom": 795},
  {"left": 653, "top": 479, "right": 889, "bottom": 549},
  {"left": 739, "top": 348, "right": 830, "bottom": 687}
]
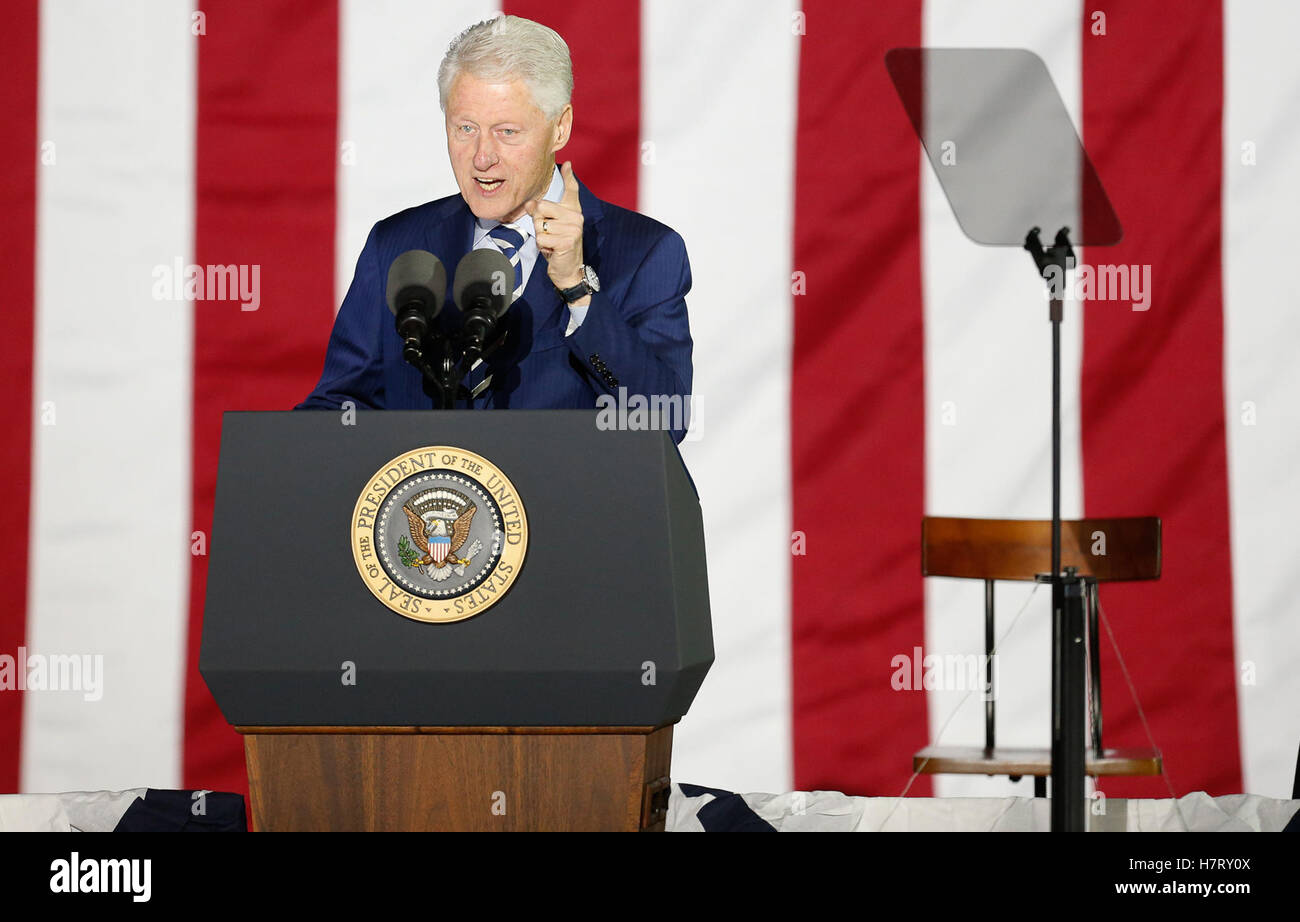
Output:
[{"left": 474, "top": 177, "right": 504, "bottom": 193}]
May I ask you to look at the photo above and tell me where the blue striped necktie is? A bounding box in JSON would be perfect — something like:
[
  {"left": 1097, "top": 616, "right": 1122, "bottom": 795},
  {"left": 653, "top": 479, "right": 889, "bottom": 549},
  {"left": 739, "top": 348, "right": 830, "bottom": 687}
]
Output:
[
  {"left": 488, "top": 223, "right": 526, "bottom": 300},
  {"left": 465, "top": 223, "right": 525, "bottom": 403}
]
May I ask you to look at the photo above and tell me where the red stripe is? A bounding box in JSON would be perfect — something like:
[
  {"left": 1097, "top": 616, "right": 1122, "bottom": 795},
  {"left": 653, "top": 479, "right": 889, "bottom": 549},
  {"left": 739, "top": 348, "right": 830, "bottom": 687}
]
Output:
[
  {"left": 186, "top": 0, "right": 340, "bottom": 797},
  {"left": 1080, "top": 2, "right": 1241, "bottom": 795},
  {"left": 0, "top": 0, "right": 38, "bottom": 794},
  {"left": 502, "top": 2, "right": 640, "bottom": 210},
  {"left": 791, "top": 1, "right": 930, "bottom": 795}
]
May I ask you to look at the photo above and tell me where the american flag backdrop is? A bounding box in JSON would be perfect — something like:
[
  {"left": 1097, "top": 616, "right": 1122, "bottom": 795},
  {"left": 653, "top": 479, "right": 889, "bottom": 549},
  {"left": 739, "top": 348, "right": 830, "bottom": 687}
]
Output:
[{"left": 1, "top": 0, "right": 1296, "bottom": 805}]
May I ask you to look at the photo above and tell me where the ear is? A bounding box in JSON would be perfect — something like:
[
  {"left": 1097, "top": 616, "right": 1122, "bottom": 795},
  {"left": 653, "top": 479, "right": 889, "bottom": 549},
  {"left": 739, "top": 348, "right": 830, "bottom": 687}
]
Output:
[{"left": 551, "top": 104, "right": 573, "bottom": 155}]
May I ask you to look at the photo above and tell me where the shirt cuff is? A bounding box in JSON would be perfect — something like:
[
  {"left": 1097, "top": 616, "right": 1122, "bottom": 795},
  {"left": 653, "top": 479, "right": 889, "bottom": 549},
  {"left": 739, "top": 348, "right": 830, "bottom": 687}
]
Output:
[{"left": 564, "top": 302, "right": 590, "bottom": 337}]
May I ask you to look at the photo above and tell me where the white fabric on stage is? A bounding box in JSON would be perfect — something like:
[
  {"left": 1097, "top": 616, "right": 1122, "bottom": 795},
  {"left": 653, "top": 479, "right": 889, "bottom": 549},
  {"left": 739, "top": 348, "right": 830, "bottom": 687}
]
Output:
[
  {"left": 666, "top": 785, "right": 1300, "bottom": 832},
  {"left": 4, "top": 786, "right": 1294, "bottom": 831},
  {"left": 0, "top": 788, "right": 144, "bottom": 832}
]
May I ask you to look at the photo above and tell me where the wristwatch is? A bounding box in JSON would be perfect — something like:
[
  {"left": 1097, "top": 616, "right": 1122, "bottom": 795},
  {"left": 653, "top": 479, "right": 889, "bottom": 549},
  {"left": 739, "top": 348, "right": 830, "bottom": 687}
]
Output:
[{"left": 557, "top": 265, "right": 600, "bottom": 303}]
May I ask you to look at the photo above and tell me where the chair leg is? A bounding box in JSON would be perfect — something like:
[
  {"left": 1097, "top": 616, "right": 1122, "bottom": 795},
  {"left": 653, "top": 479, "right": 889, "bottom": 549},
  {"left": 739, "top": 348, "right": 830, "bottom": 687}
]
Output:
[
  {"left": 984, "top": 579, "right": 995, "bottom": 752},
  {"left": 1088, "top": 580, "right": 1103, "bottom": 757},
  {"left": 1034, "top": 776, "right": 1047, "bottom": 798}
]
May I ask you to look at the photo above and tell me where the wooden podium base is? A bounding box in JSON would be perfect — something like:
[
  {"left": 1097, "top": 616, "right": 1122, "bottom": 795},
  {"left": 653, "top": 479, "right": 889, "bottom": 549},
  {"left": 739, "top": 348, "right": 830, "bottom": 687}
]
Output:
[{"left": 236, "top": 725, "right": 675, "bottom": 832}]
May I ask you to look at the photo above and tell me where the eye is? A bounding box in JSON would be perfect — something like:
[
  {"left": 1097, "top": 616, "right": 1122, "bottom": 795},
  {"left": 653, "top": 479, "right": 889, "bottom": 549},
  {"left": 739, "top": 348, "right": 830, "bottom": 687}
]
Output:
[{"left": 500, "top": 128, "right": 518, "bottom": 137}]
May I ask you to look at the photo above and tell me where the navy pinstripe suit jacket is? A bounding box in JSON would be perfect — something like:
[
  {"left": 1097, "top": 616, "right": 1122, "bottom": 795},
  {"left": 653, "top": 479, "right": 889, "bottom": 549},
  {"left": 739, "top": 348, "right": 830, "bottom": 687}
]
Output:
[{"left": 298, "top": 176, "right": 693, "bottom": 443}]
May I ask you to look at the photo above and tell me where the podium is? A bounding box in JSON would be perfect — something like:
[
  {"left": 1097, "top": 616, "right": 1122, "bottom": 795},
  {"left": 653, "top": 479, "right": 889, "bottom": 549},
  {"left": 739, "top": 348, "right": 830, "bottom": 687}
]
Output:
[{"left": 199, "top": 410, "right": 714, "bottom": 831}]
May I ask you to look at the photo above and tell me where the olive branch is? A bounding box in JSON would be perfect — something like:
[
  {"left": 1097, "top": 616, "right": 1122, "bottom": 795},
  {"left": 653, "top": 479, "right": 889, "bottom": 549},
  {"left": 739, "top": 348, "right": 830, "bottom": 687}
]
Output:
[{"left": 397, "top": 535, "right": 421, "bottom": 567}]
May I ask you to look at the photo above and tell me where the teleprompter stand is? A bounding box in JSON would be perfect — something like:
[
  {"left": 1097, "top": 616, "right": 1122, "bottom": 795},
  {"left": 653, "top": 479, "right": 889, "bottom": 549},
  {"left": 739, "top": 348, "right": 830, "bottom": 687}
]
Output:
[
  {"left": 887, "top": 48, "right": 1124, "bottom": 830},
  {"left": 1025, "top": 227, "right": 1088, "bottom": 831}
]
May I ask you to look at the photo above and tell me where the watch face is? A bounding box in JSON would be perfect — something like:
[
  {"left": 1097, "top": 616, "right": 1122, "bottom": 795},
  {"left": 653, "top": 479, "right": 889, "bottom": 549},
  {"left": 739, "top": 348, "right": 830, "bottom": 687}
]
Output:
[{"left": 583, "top": 265, "right": 600, "bottom": 292}]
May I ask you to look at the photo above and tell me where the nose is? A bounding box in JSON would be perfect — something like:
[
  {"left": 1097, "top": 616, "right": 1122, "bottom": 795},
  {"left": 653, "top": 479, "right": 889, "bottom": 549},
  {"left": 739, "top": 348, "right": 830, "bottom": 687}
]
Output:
[{"left": 472, "top": 136, "right": 498, "bottom": 172}]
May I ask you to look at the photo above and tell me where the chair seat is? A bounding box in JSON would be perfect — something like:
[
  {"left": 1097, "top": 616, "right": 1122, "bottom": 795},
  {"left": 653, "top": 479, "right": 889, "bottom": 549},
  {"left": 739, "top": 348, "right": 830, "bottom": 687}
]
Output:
[{"left": 913, "top": 745, "right": 1162, "bottom": 777}]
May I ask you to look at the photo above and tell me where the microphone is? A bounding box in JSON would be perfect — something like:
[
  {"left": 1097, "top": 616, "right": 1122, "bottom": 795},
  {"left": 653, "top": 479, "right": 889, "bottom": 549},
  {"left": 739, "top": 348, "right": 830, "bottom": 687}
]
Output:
[
  {"left": 386, "top": 250, "right": 447, "bottom": 362},
  {"left": 453, "top": 248, "right": 515, "bottom": 360}
]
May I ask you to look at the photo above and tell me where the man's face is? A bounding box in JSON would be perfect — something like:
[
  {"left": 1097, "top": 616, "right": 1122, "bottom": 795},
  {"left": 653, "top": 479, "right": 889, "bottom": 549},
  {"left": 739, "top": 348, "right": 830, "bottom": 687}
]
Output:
[{"left": 445, "top": 72, "right": 571, "bottom": 224}]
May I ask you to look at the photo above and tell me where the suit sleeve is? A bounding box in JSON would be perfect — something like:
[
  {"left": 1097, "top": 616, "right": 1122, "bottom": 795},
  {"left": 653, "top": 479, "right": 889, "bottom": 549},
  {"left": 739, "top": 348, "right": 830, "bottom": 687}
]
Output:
[
  {"left": 566, "top": 229, "right": 694, "bottom": 443},
  {"left": 297, "top": 225, "right": 386, "bottom": 410}
]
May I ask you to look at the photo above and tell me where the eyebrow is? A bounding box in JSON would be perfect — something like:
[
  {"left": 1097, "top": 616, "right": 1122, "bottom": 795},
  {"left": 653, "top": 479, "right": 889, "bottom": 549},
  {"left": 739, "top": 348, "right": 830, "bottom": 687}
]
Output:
[{"left": 449, "top": 115, "right": 526, "bottom": 128}]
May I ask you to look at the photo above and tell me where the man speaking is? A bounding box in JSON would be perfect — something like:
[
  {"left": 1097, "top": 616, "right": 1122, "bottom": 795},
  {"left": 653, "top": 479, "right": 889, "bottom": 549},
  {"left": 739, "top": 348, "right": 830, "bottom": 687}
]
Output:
[{"left": 298, "top": 15, "right": 693, "bottom": 443}]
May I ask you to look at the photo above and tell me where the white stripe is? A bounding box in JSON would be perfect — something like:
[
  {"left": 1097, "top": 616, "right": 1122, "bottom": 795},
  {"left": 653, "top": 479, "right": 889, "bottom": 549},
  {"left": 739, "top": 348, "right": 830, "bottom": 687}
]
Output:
[
  {"left": 642, "top": 0, "right": 800, "bottom": 794},
  {"left": 23, "top": 0, "right": 194, "bottom": 792},
  {"left": 922, "top": 1, "right": 1085, "bottom": 797},
  {"left": 337, "top": 0, "right": 502, "bottom": 307},
  {"left": 1224, "top": 0, "right": 1300, "bottom": 798}
]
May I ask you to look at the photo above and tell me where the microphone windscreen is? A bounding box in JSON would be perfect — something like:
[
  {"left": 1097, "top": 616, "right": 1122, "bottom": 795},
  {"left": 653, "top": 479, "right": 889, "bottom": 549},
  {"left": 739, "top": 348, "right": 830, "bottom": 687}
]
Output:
[
  {"left": 453, "top": 248, "right": 515, "bottom": 319},
  {"left": 386, "top": 249, "right": 446, "bottom": 317}
]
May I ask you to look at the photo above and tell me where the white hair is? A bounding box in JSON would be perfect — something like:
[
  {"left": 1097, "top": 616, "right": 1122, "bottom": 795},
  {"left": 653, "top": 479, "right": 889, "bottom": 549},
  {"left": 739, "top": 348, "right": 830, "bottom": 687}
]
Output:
[{"left": 437, "top": 15, "right": 573, "bottom": 122}]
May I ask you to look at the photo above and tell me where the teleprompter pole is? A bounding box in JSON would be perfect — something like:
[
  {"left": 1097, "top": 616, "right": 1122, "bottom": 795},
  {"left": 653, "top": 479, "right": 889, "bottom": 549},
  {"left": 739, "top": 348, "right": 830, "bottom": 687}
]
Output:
[{"left": 1026, "top": 227, "right": 1087, "bottom": 832}]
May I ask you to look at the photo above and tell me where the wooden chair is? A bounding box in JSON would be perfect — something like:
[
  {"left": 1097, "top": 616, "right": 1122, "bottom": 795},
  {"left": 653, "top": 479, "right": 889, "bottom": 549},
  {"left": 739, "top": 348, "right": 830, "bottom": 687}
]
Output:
[{"left": 914, "top": 516, "right": 1164, "bottom": 795}]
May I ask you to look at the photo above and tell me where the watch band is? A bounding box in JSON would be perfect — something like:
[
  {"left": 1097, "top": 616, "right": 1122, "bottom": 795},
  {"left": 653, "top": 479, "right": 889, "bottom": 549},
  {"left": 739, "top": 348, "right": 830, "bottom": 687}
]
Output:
[
  {"left": 558, "top": 278, "right": 591, "bottom": 303},
  {"left": 558, "top": 265, "right": 598, "bottom": 303}
]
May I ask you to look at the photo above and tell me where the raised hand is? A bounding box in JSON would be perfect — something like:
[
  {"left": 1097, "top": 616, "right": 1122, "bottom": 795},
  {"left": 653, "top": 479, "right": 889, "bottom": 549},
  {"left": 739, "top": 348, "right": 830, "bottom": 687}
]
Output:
[{"left": 526, "top": 161, "right": 585, "bottom": 290}]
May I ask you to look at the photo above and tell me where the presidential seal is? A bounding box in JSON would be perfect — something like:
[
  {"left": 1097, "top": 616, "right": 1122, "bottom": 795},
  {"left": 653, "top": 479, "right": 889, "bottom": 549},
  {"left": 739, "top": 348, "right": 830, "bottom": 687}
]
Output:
[{"left": 351, "top": 446, "right": 527, "bottom": 623}]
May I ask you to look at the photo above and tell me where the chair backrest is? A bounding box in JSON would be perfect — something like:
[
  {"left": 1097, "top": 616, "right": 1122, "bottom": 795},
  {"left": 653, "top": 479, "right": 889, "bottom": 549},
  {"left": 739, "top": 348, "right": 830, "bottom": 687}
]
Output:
[{"left": 922, "top": 516, "right": 1161, "bottom": 582}]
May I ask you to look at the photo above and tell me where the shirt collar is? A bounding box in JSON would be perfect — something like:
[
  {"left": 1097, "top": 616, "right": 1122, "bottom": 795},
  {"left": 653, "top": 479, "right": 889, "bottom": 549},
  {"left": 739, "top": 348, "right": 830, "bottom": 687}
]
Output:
[{"left": 475, "top": 165, "right": 565, "bottom": 240}]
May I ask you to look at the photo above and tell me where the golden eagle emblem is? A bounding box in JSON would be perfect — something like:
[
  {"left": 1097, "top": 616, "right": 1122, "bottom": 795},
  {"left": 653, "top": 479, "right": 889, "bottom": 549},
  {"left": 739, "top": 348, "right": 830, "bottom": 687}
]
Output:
[{"left": 401, "top": 502, "right": 476, "bottom": 569}]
